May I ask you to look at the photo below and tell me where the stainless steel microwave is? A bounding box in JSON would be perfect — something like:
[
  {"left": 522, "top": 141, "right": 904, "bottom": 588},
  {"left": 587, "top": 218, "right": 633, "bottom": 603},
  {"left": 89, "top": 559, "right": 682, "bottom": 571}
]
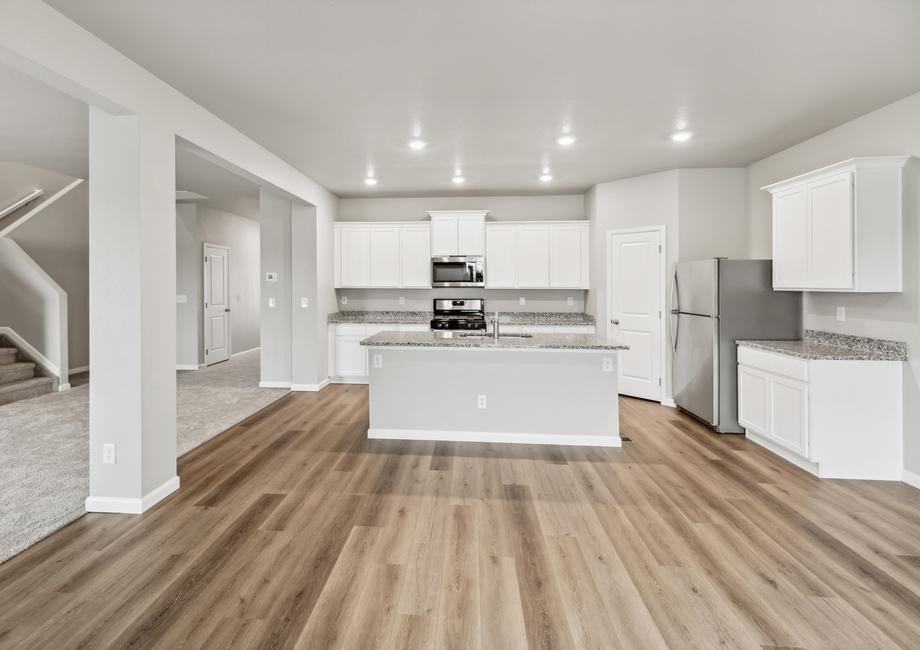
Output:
[{"left": 431, "top": 255, "right": 485, "bottom": 287}]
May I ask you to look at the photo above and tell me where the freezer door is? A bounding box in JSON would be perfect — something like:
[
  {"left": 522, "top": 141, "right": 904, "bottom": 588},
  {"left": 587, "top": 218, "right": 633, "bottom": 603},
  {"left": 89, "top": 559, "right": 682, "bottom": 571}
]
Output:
[
  {"left": 673, "top": 259, "right": 719, "bottom": 317},
  {"left": 673, "top": 313, "right": 719, "bottom": 426}
]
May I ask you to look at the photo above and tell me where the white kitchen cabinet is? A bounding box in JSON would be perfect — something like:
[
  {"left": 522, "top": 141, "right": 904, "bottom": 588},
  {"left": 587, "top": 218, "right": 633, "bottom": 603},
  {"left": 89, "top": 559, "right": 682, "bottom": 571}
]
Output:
[
  {"left": 485, "top": 221, "right": 589, "bottom": 290},
  {"left": 399, "top": 226, "right": 431, "bottom": 287},
  {"left": 763, "top": 156, "right": 909, "bottom": 292},
  {"left": 330, "top": 322, "right": 410, "bottom": 383},
  {"left": 369, "top": 227, "right": 399, "bottom": 287},
  {"left": 485, "top": 224, "right": 517, "bottom": 288},
  {"left": 737, "top": 345, "right": 902, "bottom": 480},
  {"left": 427, "top": 210, "right": 487, "bottom": 256},
  {"left": 334, "top": 222, "right": 431, "bottom": 288},
  {"left": 517, "top": 225, "right": 550, "bottom": 287}
]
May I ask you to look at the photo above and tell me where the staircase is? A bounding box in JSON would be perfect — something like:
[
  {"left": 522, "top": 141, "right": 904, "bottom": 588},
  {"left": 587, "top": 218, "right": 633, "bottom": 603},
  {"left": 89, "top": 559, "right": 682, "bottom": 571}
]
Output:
[{"left": 0, "top": 340, "right": 54, "bottom": 406}]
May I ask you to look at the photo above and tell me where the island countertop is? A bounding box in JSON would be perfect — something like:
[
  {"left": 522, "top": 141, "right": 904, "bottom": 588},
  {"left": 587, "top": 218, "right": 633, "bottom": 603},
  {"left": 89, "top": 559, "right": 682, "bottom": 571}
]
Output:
[{"left": 360, "top": 330, "right": 628, "bottom": 351}]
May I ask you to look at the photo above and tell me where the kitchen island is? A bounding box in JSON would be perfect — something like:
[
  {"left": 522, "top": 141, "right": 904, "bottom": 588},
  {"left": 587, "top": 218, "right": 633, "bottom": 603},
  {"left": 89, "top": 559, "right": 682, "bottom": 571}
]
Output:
[{"left": 361, "top": 331, "right": 628, "bottom": 447}]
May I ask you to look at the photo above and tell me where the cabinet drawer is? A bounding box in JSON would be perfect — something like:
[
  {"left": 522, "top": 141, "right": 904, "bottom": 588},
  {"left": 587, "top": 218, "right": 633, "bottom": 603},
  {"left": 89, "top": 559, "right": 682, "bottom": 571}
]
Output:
[{"left": 738, "top": 346, "right": 808, "bottom": 382}]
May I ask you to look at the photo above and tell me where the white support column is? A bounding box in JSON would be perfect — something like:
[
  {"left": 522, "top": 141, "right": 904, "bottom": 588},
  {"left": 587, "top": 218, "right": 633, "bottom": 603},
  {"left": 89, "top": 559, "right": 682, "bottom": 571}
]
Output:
[
  {"left": 86, "top": 106, "right": 179, "bottom": 513},
  {"left": 258, "top": 189, "right": 293, "bottom": 388}
]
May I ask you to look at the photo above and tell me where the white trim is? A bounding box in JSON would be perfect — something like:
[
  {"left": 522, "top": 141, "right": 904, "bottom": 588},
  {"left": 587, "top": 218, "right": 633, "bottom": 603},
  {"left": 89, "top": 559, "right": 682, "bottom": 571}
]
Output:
[
  {"left": 69, "top": 365, "right": 89, "bottom": 375},
  {"left": 176, "top": 364, "right": 204, "bottom": 371},
  {"left": 231, "top": 346, "right": 261, "bottom": 358},
  {"left": 330, "top": 376, "right": 369, "bottom": 384},
  {"left": 745, "top": 430, "right": 820, "bottom": 476},
  {"left": 368, "top": 428, "right": 621, "bottom": 448},
  {"left": 903, "top": 469, "right": 920, "bottom": 490},
  {"left": 58, "top": 382, "right": 71, "bottom": 392},
  {"left": 605, "top": 225, "right": 667, "bottom": 402},
  {"left": 661, "top": 398, "right": 677, "bottom": 408},
  {"left": 259, "top": 380, "right": 292, "bottom": 389},
  {"left": 85, "top": 475, "right": 180, "bottom": 514},
  {"left": 0, "top": 326, "right": 60, "bottom": 379},
  {"left": 292, "top": 378, "right": 330, "bottom": 392},
  {"left": 0, "top": 178, "right": 83, "bottom": 238}
]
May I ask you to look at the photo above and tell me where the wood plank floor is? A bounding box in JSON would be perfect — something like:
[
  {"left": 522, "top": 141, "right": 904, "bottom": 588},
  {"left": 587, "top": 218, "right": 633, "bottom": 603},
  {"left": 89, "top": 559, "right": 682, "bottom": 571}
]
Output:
[{"left": 2, "top": 386, "right": 920, "bottom": 648}]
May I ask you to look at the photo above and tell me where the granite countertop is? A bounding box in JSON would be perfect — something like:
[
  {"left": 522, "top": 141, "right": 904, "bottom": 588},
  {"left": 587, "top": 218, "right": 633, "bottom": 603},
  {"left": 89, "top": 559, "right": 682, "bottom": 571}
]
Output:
[
  {"left": 737, "top": 329, "right": 908, "bottom": 362},
  {"left": 328, "top": 310, "right": 595, "bottom": 326},
  {"left": 361, "top": 330, "right": 627, "bottom": 351}
]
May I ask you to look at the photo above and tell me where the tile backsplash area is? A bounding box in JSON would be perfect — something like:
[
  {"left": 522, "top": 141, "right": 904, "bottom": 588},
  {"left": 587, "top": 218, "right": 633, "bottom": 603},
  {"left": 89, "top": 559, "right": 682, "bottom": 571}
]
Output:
[{"left": 335, "top": 289, "right": 586, "bottom": 313}]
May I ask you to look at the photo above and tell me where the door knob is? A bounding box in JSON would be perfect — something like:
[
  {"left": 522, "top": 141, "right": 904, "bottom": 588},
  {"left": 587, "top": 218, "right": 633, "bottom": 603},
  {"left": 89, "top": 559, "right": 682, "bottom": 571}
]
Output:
[
  {"left": 611, "top": 319, "right": 620, "bottom": 325},
  {"left": 225, "top": 308, "right": 230, "bottom": 313}
]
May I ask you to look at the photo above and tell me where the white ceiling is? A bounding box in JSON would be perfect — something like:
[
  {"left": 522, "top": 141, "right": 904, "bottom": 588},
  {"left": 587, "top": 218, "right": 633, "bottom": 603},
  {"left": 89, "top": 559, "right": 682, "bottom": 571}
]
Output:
[
  {"left": 39, "top": 1, "right": 920, "bottom": 196},
  {"left": 175, "top": 146, "right": 261, "bottom": 220}
]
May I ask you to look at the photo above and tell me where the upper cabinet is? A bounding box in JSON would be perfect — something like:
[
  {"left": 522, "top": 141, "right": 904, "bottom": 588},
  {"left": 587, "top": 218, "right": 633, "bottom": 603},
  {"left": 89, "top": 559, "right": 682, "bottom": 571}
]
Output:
[
  {"left": 428, "top": 210, "right": 487, "bottom": 256},
  {"left": 335, "top": 222, "right": 431, "bottom": 288},
  {"left": 763, "top": 156, "right": 910, "bottom": 292},
  {"left": 485, "top": 221, "right": 589, "bottom": 289}
]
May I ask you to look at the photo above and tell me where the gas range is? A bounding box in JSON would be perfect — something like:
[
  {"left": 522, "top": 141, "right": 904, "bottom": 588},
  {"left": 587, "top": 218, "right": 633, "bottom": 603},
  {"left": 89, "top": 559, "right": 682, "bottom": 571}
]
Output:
[{"left": 429, "top": 299, "right": 487, "bottom": 331}]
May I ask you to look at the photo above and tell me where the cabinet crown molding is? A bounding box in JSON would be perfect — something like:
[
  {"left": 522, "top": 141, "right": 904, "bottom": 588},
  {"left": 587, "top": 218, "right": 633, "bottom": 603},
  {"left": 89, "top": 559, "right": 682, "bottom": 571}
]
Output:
[
  {"left": 426, "top": 210, "right": 489, "bottom": 218},
  {"left": 762, "top": 156, "right": 911, "bottom": 193}
]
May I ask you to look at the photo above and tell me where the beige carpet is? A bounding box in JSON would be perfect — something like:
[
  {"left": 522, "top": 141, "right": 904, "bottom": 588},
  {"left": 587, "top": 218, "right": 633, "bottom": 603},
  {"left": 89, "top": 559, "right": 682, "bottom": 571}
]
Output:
[{"left": 0, "top": 350, "right": 286, "bottom": 563}]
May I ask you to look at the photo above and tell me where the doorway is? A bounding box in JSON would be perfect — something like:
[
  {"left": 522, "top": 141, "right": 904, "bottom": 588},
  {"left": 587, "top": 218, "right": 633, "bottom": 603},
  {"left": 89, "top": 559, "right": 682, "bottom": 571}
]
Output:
[
  {"left": 607, "top": 227, "right": 665, "bottom": 401},
  {"left": 203, "top": 242, "right": 230, "bottom": 365}
]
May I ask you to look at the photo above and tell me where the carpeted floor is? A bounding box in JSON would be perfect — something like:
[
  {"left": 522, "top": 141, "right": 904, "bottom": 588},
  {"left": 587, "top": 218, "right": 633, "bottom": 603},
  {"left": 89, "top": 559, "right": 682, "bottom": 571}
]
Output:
[{"left": 0, "top": 350, "right": 286, "bottom": 563}]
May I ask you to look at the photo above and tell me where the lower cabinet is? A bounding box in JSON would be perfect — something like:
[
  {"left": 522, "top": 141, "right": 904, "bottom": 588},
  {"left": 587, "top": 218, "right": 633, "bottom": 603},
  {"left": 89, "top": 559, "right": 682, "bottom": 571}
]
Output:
[
  {"left": 737, "top": 345, "right": 902, "bottom": 480},
  {"left": 329, "top": 323, "right": 428, "bottom": 383}
]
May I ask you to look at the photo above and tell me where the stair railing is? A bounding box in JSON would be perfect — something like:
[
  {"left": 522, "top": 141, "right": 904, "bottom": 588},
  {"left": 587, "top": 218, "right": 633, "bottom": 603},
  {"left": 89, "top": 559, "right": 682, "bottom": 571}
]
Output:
[{"left": 0, "top": 189, "right": 43, "bottom": 219}]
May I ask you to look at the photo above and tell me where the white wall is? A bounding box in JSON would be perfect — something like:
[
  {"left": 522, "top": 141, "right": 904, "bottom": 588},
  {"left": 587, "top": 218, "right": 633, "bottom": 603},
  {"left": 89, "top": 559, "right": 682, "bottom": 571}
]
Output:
[
  {"left": 745, "top": 89, "right": 920, "bottom": 478},
  {"left": 677, "top": 168, "right": 749, "bottom": 262},
  {"left": 175, "top": 203, "right": 201, "bottom": 367},
  {"left": 338, "top": 194, "right": 584, "bottom": 222}
]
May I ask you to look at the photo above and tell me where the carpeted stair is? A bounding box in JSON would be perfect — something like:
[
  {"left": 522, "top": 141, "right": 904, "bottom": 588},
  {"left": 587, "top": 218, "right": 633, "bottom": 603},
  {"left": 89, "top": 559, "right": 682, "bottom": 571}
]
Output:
[{"left": 0, "top": 343, "right": 54, "bottom": 405}]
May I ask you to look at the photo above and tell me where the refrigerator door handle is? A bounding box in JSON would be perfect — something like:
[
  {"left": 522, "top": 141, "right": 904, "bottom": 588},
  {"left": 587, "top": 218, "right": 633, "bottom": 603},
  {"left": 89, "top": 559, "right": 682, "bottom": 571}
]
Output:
[{"left": 670, "top": 272, "right": 679, "bottom": 356}]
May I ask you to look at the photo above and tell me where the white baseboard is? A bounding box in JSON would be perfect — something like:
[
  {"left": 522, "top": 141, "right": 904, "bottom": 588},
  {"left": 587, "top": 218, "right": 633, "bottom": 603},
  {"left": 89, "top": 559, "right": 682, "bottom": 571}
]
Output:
[
  {"left": 903, "top": 469, "right": 920, "bottom": 490},
  {"left": 745, "top": 430, "right": 819, "bottom": 476},
  {"left": 58, "top": 382, "right": 71, "bottom": 392},
  {"left": 175, "top": 364, "right": 203, "bottom": 371},
  {"left": 368, "top": 428, "right": 621, "bottom": 448},
  {"left": 660, "top": 398, "right": 676, "bottom": 408},
  {"left": 292, "top": 378, "right": 330, "bottom": 392},
  {"left": 259, "top": 380, "right": 291, "bottom": 389},
  {"left": 85, "top": 475, "right": 180, "bottom": 514},
  {"left": 69, "top": 365, "right": 89, "bottom": 375},
  {"left": 232, "top": 346, "right": 261, "bottom": 358},
  {"left": 330, "top": 376, "right": 369, "bottom": 385}
]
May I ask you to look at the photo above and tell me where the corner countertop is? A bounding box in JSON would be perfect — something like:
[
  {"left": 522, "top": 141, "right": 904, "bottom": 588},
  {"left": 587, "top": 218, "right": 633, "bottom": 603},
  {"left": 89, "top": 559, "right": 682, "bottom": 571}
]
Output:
[
  {"left": 737, "top": 329, "right": 908, "bottom": 362},
  {"left": 360, "top": 330, "right": 627, "bottom": 351},
  {"left": 328, "top": 310, "right": 596, "bottom": 326}
]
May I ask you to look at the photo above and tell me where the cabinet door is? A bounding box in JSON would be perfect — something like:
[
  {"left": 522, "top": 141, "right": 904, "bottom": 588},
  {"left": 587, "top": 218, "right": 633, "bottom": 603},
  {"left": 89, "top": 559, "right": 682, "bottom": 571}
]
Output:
[
  {"left": 334, "top": 334, "right": 367, "bottom": 377},
  {"left": 485, "top": 225, "right": 517, "bottom": 288},
  {"left": 517, "top": 225, "right": 550, "bottom": 287},
  {"left": 738, "top": 365, "right": 769, "bottom": 435},
  {"left": 808, "top": 172, "right": 853, "bottom": 290},
  {"left": 457, "top": 214, "right": 485, "bottom": 255},
  {"left": 768, "top": 375, "right": 809, "bottom": 457},
  {"left": 399, "top": 226, "right": 431, "bottom": 287},
  {"left": 772, "top": 189, "right": 808, "bottom": 289},
  {"left": 549, "top": 224, "right": 584, "bottom": 288},
  {"left": 369, "top": 227, "right": 400, "bottom": 287},
  {"left": 339, "top": 227, "right": 371, "bottom": 287},
  {"left": 430, "top": 215, "right": 458, "bottom": 256}
]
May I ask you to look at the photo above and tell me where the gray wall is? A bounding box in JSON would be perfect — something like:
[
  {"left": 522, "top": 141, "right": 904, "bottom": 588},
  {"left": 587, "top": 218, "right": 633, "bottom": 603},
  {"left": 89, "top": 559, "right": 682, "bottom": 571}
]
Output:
[
  {"left": 174, "top": 203, "right": 261, "bottom": 367},
  {"left": 10, "top": 180, "right": 88, "bottom": 370},
  {"left": 338, "top": 194, "right": 584, "bottom": 222},
  {"left": 745, "top": 89, "right": 920, "bottom": 478},
  {"left": 259, "top": 189, "right": 292, "bottom": 384}
]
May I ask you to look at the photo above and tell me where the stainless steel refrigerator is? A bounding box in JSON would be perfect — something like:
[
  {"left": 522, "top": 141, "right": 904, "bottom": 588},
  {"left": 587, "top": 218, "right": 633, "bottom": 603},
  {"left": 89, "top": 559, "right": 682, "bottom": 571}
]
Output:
[{"left": 670, "top": 259, "right": 802, "bottom": 433}]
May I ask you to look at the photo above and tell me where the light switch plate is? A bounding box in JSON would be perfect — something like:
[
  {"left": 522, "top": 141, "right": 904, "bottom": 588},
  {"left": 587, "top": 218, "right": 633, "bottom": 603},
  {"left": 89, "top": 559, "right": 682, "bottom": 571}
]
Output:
[
  {"left": 176, "top": 294, "right": 187, "bottom": 304},
  {"left": 102, "top": 443, "right": 116, "bottom": 464},
  {"left": 519, "top": 296, "right": 526, "bottom": 306},
  {"left": 301, "top": 297, "right": 309, "bottom": 308},
  {"left": 836, "top": 306, "right": 846, "bottom": 322},
  {"left": 265, "top": 272, "right": 278, "bottom": 282},
  {"left": 268, "top": 297, "right": 276, "bottom": 308},
  {"left": 477, "top": 394, "right": 487, "bottom": 409}
]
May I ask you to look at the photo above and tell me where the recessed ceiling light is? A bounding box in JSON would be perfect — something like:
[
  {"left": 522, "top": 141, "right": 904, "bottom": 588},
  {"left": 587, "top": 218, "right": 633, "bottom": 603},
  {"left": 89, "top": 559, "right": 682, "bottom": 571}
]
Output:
[
  {"left": 557, "top": 135, "right": 576, "bottom": 146},
  {"left": 364, "top": 177, "right": 378, "bottom": 186},
  {"left": 670, "top": 130, "right": 693, "bottom": 142},
  {"left": 408, "top": 139, "right": 427, "bottom": 150},
  {"left": 539, "top": 173, "right": 554, "bottom": 182},
  {"left": 452, "top": 175, "right": 466, "bottom": 184}
]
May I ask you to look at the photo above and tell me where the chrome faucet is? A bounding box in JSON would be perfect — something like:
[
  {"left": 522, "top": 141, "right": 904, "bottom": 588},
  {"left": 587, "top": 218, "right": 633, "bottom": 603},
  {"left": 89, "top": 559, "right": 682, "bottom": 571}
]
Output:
[{"left": 492, "top": 311, "right": 500, "bottom": 340}]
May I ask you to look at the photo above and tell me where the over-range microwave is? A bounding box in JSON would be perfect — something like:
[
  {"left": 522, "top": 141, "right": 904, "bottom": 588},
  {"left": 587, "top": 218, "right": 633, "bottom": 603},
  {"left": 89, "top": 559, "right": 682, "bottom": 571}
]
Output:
[{"left": 431, "top": 255, "right": 485, "bottom": 287}]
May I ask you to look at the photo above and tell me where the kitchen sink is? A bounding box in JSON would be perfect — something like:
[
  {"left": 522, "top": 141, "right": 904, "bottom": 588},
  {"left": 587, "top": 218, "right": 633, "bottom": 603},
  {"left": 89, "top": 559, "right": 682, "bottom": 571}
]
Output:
[{"left": 458, "top": 333, "right": 533, "bottom": 339}]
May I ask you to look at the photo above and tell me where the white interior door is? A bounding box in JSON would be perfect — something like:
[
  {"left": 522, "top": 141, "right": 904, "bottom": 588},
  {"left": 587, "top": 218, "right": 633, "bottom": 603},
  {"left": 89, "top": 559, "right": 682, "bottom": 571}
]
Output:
[
  {"left": 204, "top": 243, "right": 231, "bottom": 366},
  {"left": 609, "top": 229, "right": 662, "bottom": 400}
]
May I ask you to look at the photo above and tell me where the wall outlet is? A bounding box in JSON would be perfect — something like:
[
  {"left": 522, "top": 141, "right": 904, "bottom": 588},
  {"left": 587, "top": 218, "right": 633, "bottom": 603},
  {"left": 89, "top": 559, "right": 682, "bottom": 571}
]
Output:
[
  {"left": 102, "top": 443, "right": 116, "bottom": 464},
  {"left": 477, "top": 394, "right": 487, "bottom": 409},
  {"left": 372, "top": 354, "right": 383, "bottom": 368},
  {"left": 602, "top": 358, "right": 614, "bottom": 372},
  {"left": 836, "top": 306, "right": 846, "bottom": 322},
  {"left": 176, "top": 294, "right": 187, "bottom": 304},
  {"left": 341, "top": 296, "right": 348, "bottom": 305},
  {"left": 265, "top": 272, "right": 278, "bottom": 282},
  {"left": 567, "top": 296, "right": 574, "bottom": 306},
  {"left": 301, "top": 297, "right": 309, "bottom": 308},
  {"left": 519, "top": 296, "right": 526, "bottom": 306},
  {"left": 268, "top": 297, "right": 276, "bottom": 308},
  {"left": 398, "top": 296, "right": 405, "bottom": 306}
]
